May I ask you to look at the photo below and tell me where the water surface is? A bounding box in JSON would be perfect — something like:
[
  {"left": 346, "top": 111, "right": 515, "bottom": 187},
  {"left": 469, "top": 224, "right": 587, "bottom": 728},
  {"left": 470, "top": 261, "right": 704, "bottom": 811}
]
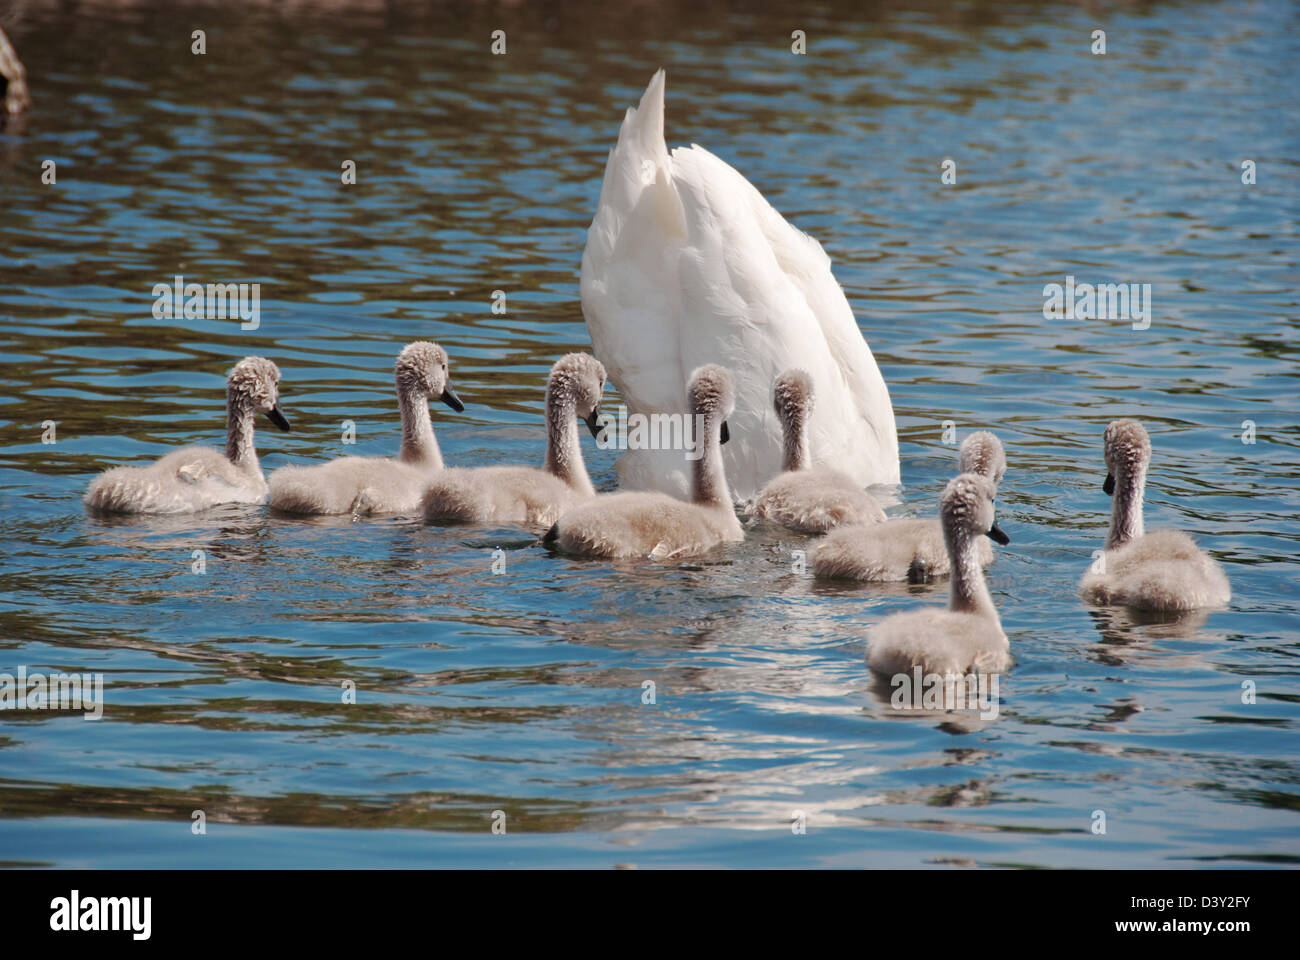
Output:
[{"left": 0, "top": 0, "right": 1297, "bottom": 868}]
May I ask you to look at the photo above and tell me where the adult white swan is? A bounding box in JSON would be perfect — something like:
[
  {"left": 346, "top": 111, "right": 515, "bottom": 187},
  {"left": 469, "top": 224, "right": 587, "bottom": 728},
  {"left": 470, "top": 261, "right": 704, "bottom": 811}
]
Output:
[{"left": 580, "top": 70, "right": 899, "bottom": 502}]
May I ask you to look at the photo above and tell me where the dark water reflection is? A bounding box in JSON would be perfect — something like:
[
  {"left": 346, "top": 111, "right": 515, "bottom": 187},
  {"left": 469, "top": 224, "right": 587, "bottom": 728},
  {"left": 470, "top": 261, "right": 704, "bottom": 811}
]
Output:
[{"left": 0, "top": 0, "right": 1297, "bottom": 867}]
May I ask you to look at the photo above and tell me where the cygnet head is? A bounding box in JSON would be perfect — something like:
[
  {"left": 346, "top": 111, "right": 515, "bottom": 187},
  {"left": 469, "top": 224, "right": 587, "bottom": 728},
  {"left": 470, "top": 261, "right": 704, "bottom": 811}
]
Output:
[
  {"left": 958, "top": 430, "right": 1006, "bottom": 485},
  {"left": 395, "top": 341, "right": 464, "bottom": 412},
  {"left": 228, "top": 356, "right": 290, "bottom": 431},
  {"left": 773, "top": 369, "right": 814, "bottom": 424},
  {"left": 773, "top": 369, "right": 814, "bottom": 471},
  {"left": 1102, "top": 418, "right": 1150, "bottom": 495},
  {"left": 688, "top": 363, "right": 735, "bottom": 444},
  {"left": 941, "top": 472, "right": 1009, "bottom": 546},
  {"left": 547, "top": 352, "right": 606, "bottom": 437}
]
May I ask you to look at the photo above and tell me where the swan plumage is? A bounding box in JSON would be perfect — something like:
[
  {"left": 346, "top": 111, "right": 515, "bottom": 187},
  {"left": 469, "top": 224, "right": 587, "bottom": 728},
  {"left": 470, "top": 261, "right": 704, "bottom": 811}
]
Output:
[
  {"left": 748, "top": 369, "right": 885, "bottom": 533},
  {"left": 1079, "top": 419, "right": 1230, "bottom": 611},
  {"left": 268, "top": 341, "right": 463, "bottom": 516},
  {"left": 84, "top": 356, "right": 291, "bottom": 514},
  {"left": 867, "top": 473, "right": 1011, "bottom": 677},
  {"left": 422, "top": 353, "right": 606, "bottom": 529},
  {"left": 580, "top": 70, "right": 898, "bottom": 502},
  {"left": 813, "top": 430, "right": 1005, "bottom": 581},
  {"left": 546, "top": 364, "right": 743, "bottom": 559}
]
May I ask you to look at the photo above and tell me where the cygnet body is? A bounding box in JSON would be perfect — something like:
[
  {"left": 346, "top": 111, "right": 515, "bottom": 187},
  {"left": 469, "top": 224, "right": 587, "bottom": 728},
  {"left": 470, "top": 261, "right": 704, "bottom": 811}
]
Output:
[
  {"left": 813, "top": 431, "right": 1005, "bottom": 581},
  {"left": 268, "top": 342, "right": 462, "bottom": 516},
  {"left": 867, "top": 473, "right": 1011, "bottom": 677},
  {"left": 1079, "top": 419, "right": 1230, "bottom": 611},
  {"left": 84, "top": 356, "right": 291, "bottom": 514},
  {"left": 749, "top": 370, "right": 885, "bottom": 533},
  {"left": 421, "top": 353, "right": 605, "bottom": 529},
  {"left": 545, "top": 364, "right": 743, "bottom": 559}
]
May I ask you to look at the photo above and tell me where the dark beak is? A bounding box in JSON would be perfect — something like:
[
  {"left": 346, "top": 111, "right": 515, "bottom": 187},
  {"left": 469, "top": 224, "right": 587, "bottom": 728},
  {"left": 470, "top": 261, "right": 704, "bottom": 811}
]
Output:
[
  {"left": 440, "top": 382, "right": 465, "bottom": 413},
  {"left": 1103, "top": 473, "right": 1114, "bottom": 496},
  {"left": 266, "top": 404, "right": 291, "bottom": 431},
  {"left": 582, "top": 409, "right": 604, "bottom": 440},
  {"left": 986, "top": 521, "right": 1010, "bottom": 546},
  {"left": 720, "top": 420, "right": 730, "bottom": 444}
]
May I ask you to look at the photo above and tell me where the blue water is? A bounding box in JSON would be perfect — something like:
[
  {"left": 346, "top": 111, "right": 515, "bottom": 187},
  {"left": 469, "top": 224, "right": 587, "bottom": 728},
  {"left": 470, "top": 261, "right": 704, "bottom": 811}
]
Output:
[{"left": 0, "top": 0, "right": 1297, "bottom": 868}]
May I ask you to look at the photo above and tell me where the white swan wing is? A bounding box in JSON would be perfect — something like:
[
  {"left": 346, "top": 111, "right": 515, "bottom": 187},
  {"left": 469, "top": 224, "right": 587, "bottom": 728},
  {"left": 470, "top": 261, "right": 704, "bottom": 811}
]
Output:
[
  {"left": 581, "top": 71, "right": 692, "bottom": 494},
  {"left": 581, "top": 71, "right": 899, "bottom": 501},
  {"left": 744, "top": 160, "right": 900, "bottom": 488}
]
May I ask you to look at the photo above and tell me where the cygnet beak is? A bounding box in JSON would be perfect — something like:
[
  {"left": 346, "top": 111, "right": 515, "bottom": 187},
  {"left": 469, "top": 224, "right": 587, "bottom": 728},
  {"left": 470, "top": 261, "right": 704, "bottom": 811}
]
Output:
[
  {"left": 266, "top": 404, "right": 291, "bottom": 431},
  {"left": 440, "top": 382, "right": 465, "bottom": 413}
]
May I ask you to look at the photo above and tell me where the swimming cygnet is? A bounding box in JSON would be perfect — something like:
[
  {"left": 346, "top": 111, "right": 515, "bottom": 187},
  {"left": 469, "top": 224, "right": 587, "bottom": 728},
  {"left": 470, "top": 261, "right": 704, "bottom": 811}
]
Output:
[
  {"left": 748, "top": 369, "right": 886, "bottom": 533},
  {"left": 421, "top": 353, "right": 606, "bottom": 528},
  {"left": 1079, "top": 418, "right": 1230, "bottom": 612},
  {"left": 867, "top": 473, "right": 1012, "bottom": 677},
  {"left": 812, "top": 430, "right": 1006, "bottom": 581},
  {"left": 84, "top": 356, "right": 291, "bottom": 514},
  {"left": 268, "top": 341, "right": 463, "bottom": 516},
  {"left": 544, "top": 364, "right": 743, "bottom": 559}
]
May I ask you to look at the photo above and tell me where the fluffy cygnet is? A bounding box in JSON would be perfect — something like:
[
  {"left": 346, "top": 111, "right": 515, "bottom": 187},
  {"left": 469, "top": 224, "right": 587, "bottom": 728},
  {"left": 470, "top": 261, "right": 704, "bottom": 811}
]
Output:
[
  {"left": 268, "top": 341, "right": 462, "bottom": 516},
  {"left": 1079, "top": 418, "right": 1230, "bottom": 612},
  {"left": 84, "top": 356, "right": 290, "bottom": 514},
  {"left": 544, "top": 364, "right": 743, "bottom": 559},
  {"left": 867, "top": 473, "right": 1012, "bottom": 677},
  {"left": 812, "top": 430, "right": 1006, "bottom": 581},
  {"left": 421, "top": 353, "right": 605, "bottom": 529},
  {"left": 748, "top": 369, "right": 885, "bottom": 533}
]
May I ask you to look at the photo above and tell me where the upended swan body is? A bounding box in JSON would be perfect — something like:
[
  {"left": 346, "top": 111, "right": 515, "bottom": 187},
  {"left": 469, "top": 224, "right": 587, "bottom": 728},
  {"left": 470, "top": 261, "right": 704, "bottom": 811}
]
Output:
[
  {"left": 1080, "top": 419, "right": 1230, "bottom": 612},
  {"left": 580, "top": 70, "right": 899, "bottom": 503},
  {"left": 545, "top": 364, "right": 743, "bottom": 559},
  {"left": 85, "top": 356, "right": 291, "bottom": 514},
  {"left": 268, "top": 342, "right": 463, "bottom": 516},
  {"left": 748, "top": 369, "right": 885, "bottom": 533},
  {"left": 422, "top": 353, "right": 606, "bottom": 529},
  {"left": 867, "top": 473, "right": 1011, "bottom": 677},
  {"left": 813, "top": 431, "right": 1005, "bottom": 581}
]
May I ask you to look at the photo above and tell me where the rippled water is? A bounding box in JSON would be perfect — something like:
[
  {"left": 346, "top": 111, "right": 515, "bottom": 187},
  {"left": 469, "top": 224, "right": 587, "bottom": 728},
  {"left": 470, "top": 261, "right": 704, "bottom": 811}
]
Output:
[{"left": 1, "top": 0, "right": 1297, "bottom": 868}]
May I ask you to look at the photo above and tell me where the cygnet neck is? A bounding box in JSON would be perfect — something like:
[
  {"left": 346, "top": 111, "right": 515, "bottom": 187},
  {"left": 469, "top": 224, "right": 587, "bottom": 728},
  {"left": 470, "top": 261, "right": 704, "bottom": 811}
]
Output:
[
  {"left": 692, "top": 414, "right": 732, "bottom": 508},
  {"left": 780, "top": 404, "right": 811, "bottom": 473},
  {"left": 225, "top": 391, "right": 260, "bottom": 474},
  {"left": 945, "top": 520, "right": 998, "bottom": 619},
  {"left": 544, "top": 380, "right": 594, "bottom": 496},
  {"left": 398, "top": 381, "right": 443, "bottom": 469},
  {"left": 1106, "top": 465, "right": 1146, "bottom": 549}
]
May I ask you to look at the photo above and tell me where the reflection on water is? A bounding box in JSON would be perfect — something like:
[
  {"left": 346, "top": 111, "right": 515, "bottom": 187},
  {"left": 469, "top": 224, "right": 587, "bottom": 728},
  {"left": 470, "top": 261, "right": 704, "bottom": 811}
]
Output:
[{"left": 0, "top": 0, "right": 1298, "bottom": 867}]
